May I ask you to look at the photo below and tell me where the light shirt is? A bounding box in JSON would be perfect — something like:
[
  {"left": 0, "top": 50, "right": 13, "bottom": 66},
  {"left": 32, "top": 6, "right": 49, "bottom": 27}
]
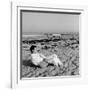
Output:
[{"left": 31, "top": 53, "right": 46, "bottom": 65}]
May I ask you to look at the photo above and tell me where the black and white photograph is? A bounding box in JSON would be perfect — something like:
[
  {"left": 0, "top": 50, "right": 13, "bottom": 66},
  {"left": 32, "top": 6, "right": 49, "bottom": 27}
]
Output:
[{"left": 21, "top": 9, "right": 80, "bottom": 79}]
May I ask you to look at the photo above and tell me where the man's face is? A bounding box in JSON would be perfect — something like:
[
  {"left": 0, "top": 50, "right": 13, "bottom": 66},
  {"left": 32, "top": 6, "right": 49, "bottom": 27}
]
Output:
[
  {"left": 33, "top": 47, "right": 38, "bottom": 53},
  {"left": 33, "top": 46, "right": 40, "bottom": 53}
]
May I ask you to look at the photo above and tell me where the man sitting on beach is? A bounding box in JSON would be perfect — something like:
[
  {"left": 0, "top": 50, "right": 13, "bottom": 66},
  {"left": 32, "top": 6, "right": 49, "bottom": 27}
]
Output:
[{"left": 30, "top": 44, "right": 63, "bottom": 67}]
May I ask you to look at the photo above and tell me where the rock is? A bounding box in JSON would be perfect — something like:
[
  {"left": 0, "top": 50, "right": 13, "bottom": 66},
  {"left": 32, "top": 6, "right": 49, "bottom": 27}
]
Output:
[
  {"left": 47, "top": 66, "right": 55, "bottom": 72},
  {"left": 39, "top": 61, "right": 48, "bottom": 68},
  {"left": 49, "top": 70, "right": 58, "bottom": 76}
]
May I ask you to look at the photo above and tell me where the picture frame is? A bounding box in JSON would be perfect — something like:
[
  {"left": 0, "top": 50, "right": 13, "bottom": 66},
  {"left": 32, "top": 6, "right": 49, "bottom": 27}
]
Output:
[{"left": 11, "top": 1, "right": 88, "bottom": 88}]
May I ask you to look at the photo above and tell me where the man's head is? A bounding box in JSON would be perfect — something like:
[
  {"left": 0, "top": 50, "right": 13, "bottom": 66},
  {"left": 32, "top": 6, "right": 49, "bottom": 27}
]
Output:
[
  {"left": 30, "top": 45, "right": 37, "bottom": 54},
  {"left": 30, "top": 44, "right": 42, "bottom": 54}
]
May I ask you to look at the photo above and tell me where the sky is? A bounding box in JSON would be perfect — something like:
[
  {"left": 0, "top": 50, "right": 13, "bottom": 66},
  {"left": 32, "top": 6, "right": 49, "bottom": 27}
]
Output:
[{"left": 22, "top": 11, "right": 80, "bottom": 34}]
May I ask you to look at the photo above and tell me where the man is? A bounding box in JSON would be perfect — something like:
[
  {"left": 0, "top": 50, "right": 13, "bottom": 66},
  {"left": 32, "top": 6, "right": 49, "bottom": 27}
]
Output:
[{"left": 30, "top": 44, "right": 63, "bottom": 67}]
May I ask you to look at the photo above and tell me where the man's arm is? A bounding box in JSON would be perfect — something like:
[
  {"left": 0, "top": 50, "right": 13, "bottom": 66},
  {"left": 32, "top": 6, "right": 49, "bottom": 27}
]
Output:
[{"left": 39, "top": 53, "right": 47, "bottom": 59}]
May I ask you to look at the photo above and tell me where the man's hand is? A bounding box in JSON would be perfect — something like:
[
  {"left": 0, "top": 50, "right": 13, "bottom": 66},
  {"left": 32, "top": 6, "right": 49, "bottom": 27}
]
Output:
[{"left": 39, "top": 53, "right": 47, "bottom": 59}]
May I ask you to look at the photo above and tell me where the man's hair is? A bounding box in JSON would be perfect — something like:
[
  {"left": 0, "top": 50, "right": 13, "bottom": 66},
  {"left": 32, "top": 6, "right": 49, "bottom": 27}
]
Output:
[{"left": 30, "top": 45, "right": 37, "bottom": 53}]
